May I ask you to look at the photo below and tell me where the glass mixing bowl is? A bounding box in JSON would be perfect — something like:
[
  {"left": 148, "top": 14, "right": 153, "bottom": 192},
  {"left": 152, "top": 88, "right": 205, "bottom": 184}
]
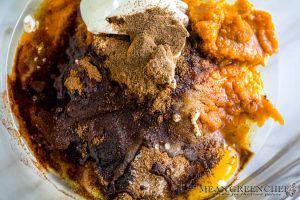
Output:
[{"left": 0, "top": 0, "right": 283, "bottom": 199}]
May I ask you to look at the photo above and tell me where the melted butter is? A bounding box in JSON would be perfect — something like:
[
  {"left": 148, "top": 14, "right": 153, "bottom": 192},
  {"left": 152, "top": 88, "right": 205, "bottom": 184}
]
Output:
[{"left": 14, "top": 0, "right": 80, "bottom": 87}]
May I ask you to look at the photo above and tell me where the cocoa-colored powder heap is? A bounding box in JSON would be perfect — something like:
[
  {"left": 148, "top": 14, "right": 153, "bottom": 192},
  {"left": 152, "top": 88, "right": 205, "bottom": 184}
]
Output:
[
  {"left": 93, "top": 8, "right": 189, "bottom": 113},
  {"left": 64, "top": 57, "right": 102, "bottom": 95}
]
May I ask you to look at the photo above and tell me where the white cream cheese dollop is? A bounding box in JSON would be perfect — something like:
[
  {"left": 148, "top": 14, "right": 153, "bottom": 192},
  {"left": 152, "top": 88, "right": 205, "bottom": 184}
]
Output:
[
  {"left": 23, "top": 15, "right": 38, "bottom": 33},
  {"left": 80, "top": 0, "right": 189, "bottom": 34}
]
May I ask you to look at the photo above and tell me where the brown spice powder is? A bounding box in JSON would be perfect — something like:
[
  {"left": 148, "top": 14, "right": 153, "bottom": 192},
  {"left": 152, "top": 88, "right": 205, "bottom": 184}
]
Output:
[
  {"left": 114, "top": 193, "right": 133, "bottom": 200},
  {"left": 127, "top": 147, "right": 191, "bottom": 199},
  {"left": 93, "top": 8, "right": 189, "bottom": 113},
  {"left": 78, "top": 58, "right": 102, "bottom": 82},
  {"left": 64, "top": 70, "right": 83, "bottom": 95}
]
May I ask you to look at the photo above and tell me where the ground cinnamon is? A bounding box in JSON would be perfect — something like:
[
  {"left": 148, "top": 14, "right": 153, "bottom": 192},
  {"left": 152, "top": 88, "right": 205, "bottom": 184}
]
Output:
[{"left": 93, "top": 8, "right": 189, "bottom": 113}]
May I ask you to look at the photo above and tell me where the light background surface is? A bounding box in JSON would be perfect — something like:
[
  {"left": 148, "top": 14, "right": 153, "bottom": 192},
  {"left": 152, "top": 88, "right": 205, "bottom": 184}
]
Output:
[{"left": 0, "top": 0, "right": 300, "bottom": 199}]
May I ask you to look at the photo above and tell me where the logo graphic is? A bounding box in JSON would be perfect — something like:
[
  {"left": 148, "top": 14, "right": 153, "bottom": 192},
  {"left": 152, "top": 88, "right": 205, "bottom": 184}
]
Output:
[{"left": 286, "top": 183, "right": 297, "bottom": 197}]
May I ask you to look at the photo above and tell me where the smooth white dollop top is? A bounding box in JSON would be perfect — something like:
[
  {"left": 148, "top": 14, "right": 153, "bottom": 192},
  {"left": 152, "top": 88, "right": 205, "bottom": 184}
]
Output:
[
  {"left": 23, "top": 15, "right": 38, "bottom": 33},
  {"left": 80, "top": 0, "right": 189, "bottom": 34}
]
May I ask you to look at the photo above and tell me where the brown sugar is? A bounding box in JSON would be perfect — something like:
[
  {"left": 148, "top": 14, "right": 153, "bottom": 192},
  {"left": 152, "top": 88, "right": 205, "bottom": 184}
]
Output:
[{"left": 93, "top": 8, "right": 189, "bottom": 113}]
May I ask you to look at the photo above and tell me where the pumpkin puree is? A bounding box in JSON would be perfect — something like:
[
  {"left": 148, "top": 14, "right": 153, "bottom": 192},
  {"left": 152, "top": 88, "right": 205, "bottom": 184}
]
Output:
[
  {"left": 183, "top": 0, "right": 283, "bottom": 149},
  {"left": 179, "top": 1, "right": 284, "bottom": 198},
  {"left": 185, "top": 0, "right": 278, "bottom": 66}
]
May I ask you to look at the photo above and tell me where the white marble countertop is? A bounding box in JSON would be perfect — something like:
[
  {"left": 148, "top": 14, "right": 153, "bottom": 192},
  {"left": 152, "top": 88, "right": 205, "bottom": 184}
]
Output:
[{"left": 0, "top": 0, "right": 300, "bottom": 199}]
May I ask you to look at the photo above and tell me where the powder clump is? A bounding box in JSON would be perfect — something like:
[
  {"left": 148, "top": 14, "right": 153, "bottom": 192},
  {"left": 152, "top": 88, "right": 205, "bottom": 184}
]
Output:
[
  {"left": 64, "top": 70, "right": 83, "bottom": 95},
  {"left": 93, "top": 8, "right": 189, "bottom": 113},
  {"left": 78, "top": 58, "right": 102, "bottom": 82}
]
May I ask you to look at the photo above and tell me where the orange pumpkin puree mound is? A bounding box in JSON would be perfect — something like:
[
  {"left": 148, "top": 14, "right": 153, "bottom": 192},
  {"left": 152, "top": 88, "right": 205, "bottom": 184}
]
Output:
[
  {"left": 185, "top": 0, "right": 278, "bottom": 66},
  {"left": 183, "top": 0, "right": 283, "bottom": 151},
  {"left": 182, "top": 64, "right": 283, "bottom": 149}
]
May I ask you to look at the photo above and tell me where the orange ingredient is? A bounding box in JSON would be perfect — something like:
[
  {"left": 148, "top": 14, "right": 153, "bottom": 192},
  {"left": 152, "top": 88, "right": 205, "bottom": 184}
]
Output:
[
  {"left": 176, "top": 146, "right": 239, "bottom": 200},
  {"left": 13, "top": 0, "right": 80, "bottom": 87},
  {"left": 182, "top": 64, "right": 283, "bottom": 148},
  {"left": 185, "top": 0, "right": 278, "bottom": 65},
  {"left": 182, "top": 0, "right": 283, "bottom": 151}
]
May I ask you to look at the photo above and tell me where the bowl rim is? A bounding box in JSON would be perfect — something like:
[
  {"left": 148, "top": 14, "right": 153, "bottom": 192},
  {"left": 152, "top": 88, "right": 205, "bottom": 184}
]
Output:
[
  {"left": 3, "top": 0, "right": 82, "bottom": 199},
  {"left": 1, "top": 0, "right": 281, "bottom": 198}
]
